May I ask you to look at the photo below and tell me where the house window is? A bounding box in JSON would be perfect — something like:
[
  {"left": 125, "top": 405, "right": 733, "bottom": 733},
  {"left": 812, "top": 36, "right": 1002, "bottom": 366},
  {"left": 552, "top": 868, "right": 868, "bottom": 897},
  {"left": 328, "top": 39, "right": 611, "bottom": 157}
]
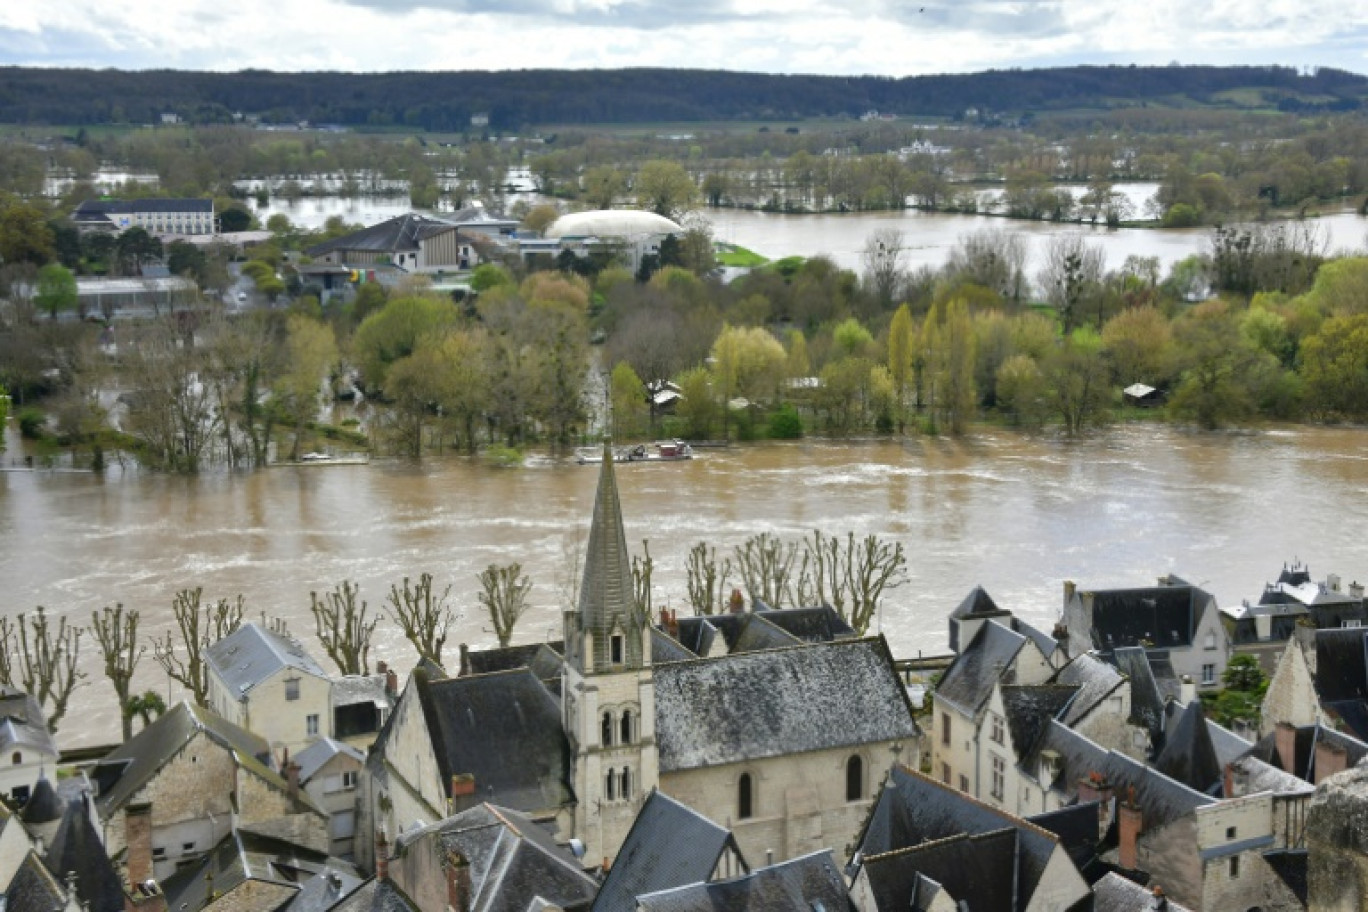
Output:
[
  {"left": 738, "top": 773, "right": 754, "bottom": 820},
  {"left": 991, "top": 756, "right": 1005, "bottom": 801},
  {"left": 10, "top": 786, "right": 28, "bottom": 804},
  {"left": 1226, "top": 826, "right": 1237, "bottom": 839},
  {"left": 1204, "top": 632, "right": 1217, "bottom": 650},
  {"left": 610, "top": 634, "right": 625, "bottom": 665},
  {"left": 846, "top": 755, "right": 864, "bottom": 802},
  {"left": 342, "top": 771, "right": 357, "bottom": 789},
  {"left": 990, "top": 714, "right": 1004, "bottom": 745},
  {"left": 941, "top": 712, "right": 952, "bottom": 746},
  {"left": 621, "top": 767, "right": 632, "bottom": 800},
  {"left": 10, "top": 752, "right": 20, "bottom": 766},
  {"left": 182, "top": 842, "right": 195, "bottom": 852},
  {"left": 940, "top": 763, "right": 951, "bottom": 785},
  {"left": 1229, "top": 855, "right": 1240, "bottom": 878},
  {"left": 620, "top": 709, "right": 634, "bottom": 745},
  {"left": 1202, "top": 664, "right": 1216, "bottom": 685},
  {"left": 602, "top": 711, "right": 614, "bottom": 747},
  {"left": 959, "top": 775, "right": 969, "bottom": 793},
  {"left": 152, "top": 847, "right": 166, "bottom": 860},
  {"left": 285, "top": 678, "right": 300, "bottom": 701},
  {"left": 307, "top": 714, "right": 319, "bottom": 736}
]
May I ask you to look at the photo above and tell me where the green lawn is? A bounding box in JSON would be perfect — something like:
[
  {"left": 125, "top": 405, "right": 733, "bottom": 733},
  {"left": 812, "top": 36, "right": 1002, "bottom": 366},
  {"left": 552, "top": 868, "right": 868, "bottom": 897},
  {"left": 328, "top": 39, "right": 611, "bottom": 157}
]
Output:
[{"left": 716, "top": 242, "right": 768, "bottom": 267}]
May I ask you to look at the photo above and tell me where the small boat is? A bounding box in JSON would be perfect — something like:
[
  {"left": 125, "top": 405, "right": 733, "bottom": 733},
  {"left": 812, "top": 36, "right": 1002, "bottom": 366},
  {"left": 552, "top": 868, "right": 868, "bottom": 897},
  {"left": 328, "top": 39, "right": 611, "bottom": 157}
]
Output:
[{"left": 576, "top": 440, "right": 694, "bottom": 465}]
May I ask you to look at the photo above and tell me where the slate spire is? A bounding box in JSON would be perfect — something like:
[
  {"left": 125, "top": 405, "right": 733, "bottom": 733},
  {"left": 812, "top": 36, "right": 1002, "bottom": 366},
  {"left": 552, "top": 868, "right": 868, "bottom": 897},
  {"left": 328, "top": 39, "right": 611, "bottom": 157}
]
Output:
[{"left": 576, "top": 441, "right": 643, "bottom": 670}]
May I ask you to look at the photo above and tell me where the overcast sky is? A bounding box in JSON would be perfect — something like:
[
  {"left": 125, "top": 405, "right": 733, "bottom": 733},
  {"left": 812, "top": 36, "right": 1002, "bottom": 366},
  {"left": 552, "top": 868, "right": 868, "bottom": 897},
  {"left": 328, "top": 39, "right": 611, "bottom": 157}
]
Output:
[{"left": 3, "top": 0, "right": 1367, "bottom": 76}]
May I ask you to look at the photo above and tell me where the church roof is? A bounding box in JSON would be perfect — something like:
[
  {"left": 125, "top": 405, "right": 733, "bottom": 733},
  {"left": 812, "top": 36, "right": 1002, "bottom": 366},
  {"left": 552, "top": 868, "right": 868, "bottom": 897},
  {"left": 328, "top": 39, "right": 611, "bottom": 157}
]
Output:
[
  {"left": 575, "top": 443, "right": 642, "bottom": 669},
  {"left": 635, "top": 850, "right": 848, "bottom": 912},
  {"left": 653, "top": 637, "right": 919, "bottom": 772}
]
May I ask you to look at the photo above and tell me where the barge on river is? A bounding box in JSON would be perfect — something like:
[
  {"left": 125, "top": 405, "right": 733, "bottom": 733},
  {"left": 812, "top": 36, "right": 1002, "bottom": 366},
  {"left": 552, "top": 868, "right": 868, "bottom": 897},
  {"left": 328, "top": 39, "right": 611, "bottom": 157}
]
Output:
[{"left": 576, "top": 440, "right": 694, "bottom": 465}]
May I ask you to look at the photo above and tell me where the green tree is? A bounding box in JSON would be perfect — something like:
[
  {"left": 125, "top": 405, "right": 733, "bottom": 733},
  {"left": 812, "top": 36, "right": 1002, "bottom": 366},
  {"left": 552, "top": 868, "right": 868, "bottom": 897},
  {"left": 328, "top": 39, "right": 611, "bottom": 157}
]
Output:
[
  {"left": 995, "top": 354, "right": 1049, "bottom": 427},
  {"left": 675, "top": 366, "right": 717, "bottom": 439},
  {"left": 352, "top": 295, "right": 458, "bottom": 391},
  {"left": 1044, "top": 327, "right": 1112, "bottom": 435},
  {"left": 582, "top": 166, "right": 626, "bottom": 210},
  {"left": 33, "top": 263, "right": 77, "bottom": 320},
  {"left": 0, "top": 193, "right": 55, "bottom": 266},
  {"left": 1101, "top": 306, "right": 1173, "bottom": 386},
  {"left": 635, "top": 160, "right": 699, "bottom": 219},
  {"left": 276, "top": 315, "right": 338, "bottom": 460},
  {"left": 1299, "top": 313, "right": 1368, "bottom": 418},
  {"left": 929, "top": 299, "right": 977, "bottom": 435},
  {"left": 887, "top": 304, "right": 914, "bottom": 431},
  {"left": 610, "top": 361, "right": 647, "bottom": 439},
  {"left": 1169, "top": 300, "right": 1261, "bottom": 429}
]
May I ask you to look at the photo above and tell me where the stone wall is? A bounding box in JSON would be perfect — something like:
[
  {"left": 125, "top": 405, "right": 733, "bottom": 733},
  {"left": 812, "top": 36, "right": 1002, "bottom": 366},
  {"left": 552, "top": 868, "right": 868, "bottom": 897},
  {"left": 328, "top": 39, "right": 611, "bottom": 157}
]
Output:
[{"left": 1308, "top": 764, "right": 1368, "bottom": 912}]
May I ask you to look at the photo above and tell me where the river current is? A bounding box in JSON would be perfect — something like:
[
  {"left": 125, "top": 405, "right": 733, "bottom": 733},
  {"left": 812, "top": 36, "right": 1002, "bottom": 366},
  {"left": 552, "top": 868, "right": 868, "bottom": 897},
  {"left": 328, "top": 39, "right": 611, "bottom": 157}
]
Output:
[{"left": 5, "top": 424, "right": 1368, "bottom": 745}]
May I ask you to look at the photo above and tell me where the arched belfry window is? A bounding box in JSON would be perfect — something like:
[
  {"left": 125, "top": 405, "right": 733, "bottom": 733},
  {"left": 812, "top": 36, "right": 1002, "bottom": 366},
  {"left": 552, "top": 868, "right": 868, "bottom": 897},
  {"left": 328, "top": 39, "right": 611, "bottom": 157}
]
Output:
[
  {"left": 610, "top": 632, "right": 625, "bottom": 664},
  {"left": 621, "top": 767, "right": 632, "bottom": 800},
  {"left": 605, "top": 770, "right": 616, "bottom": 801},
  {"left": 601, "top": 711, "right": 614, "bottom": 747},
  {"left": 620, "top": 709, "right": 634, "bottom": 745},
  {"left": 738, "top": 772, "right": 754, "bottom": 820},
  {"left": 846, "top": 755, "right": 864, "bottom": 802}
]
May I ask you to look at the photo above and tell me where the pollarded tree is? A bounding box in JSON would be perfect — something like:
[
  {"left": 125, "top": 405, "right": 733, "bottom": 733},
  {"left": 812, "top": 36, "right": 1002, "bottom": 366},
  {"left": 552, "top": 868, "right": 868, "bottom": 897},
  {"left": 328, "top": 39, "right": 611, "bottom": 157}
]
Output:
[
  {"left": 0, "top": 607, "right": 85, "bottom": 732},
  {"left": 733, "top": 532, "right": 801, "bottom": 608},
  {"left": 798, "top": 530, "right": 909, "bottom": 636},
  {"left": 90, "top": 604, "right": 143, "bottom": 740},
  {"left": 310, "top": 580, "right": 377, "bottom": 676},
  {"left": 152, "top": 588, "right": 244, "bottom": 707},
  {"left": 685, "top": 542, "right": 733, "bottom": 616},
  {"left": 479, "top": 564, "right": 533, "bottom": 649},
  {"left": 386, "top": 573, "right": 457, "bottom": 668},
  {"left": 632, "top": 540, "right": 654, "bottom": 625}
]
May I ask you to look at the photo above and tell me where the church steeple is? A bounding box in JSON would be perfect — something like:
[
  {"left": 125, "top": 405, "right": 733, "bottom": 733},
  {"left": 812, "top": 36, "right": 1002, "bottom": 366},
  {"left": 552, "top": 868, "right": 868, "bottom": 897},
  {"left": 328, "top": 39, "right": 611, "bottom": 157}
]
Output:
[{"left": 570, "top": 442, "right": 646, "bottom": 673}]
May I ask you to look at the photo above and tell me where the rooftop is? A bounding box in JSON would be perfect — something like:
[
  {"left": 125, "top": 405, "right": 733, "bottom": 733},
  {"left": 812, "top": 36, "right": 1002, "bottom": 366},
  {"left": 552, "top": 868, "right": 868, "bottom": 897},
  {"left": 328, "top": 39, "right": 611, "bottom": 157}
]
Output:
[{"left": 205, "top": 622, "right": 329, "bottom": 697}]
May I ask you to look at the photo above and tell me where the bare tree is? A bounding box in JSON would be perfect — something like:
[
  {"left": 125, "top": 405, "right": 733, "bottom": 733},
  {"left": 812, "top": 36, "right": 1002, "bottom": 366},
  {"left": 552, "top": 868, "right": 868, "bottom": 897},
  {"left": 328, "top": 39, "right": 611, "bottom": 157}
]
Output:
[
  {"left": 311, "top": 581, "right": 377, "bottom": 676},
  {"left": 632, "top": 540, "right": 654, "bottom": 624},
  {"left": 801, "top": 531, "right": 908, "bottom": 636},
  {"left": 1037, "top": 236, "right": 1105, "bottom": 334},
  {"left": 386, "top": 573, "right": 457, "bottom": 668},
  {"left": 90, "top": 604, "right": 143, "bottom": 740},
  {"left": 862, "top": 227, "right": 907, "bottom": 309},
  {"left": 152, "top": 588, "right": 244, "bottom": 706},
  {"left": 479, "top": 564, "right": 532, "bottom": 648},
  {"left": 0, "top": 608, "right": 85, "bottom": 732},
  {"left": 685, "top": 542, "right": 733, "bottom": 615},
  {"left": 733, "top": 533, "right": 801, "bottom": 608}
]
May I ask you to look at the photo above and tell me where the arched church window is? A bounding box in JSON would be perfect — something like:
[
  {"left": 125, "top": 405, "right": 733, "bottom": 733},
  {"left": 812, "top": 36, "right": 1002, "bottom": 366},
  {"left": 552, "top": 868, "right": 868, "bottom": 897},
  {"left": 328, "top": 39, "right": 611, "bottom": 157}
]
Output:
[
  {"left": 602, "top": 711, "right": 614, "bottom": 747},
  {"left": 620, "top": 709, "right": 634, "bottom": 744},
  {"left": 846, "top": 755, "right": 864, "bottom": 801},
  {"left": 738, "top": 772, "right": 754, "bottom": 819}
]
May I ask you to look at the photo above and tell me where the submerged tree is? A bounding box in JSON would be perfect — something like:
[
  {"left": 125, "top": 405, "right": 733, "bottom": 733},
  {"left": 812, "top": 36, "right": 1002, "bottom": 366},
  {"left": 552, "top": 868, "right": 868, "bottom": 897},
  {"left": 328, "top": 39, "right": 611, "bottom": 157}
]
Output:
[
  {"left": 0, "top": 607, "right": 85, "bottom": 732},
  {"left": 479, "top": 563, "right": 532, "bottom": 649},
  {"left": 311, "top": 580, "right": 377, "bottom": 676},
  {"left": 152, "top": 588, "right": 244, "bottom": 707},
  {"left": 386, "top": 573, "right": 457, "bottom": 668},
  {"left": 90, "top": 604, "right": 143, "bottom": 740}
]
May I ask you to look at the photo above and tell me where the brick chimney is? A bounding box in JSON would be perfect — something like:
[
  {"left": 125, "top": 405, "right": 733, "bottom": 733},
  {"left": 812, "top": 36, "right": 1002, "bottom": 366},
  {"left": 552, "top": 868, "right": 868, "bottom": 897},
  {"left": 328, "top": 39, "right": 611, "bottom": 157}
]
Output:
[
  {"left": 1314, "top": 737, "right": 1348, "bottom": 784},
  {"left": 386, "top": 667, "right": 399, "bottom": 697},
  {"left": 459, "top": 643, "right": 471, "bottom": 677},
  {"left": 376, "top": 659, "right": 388, "bottom": 676},
  {"left": 728, "top": 589, "right": 745, "bottom": 614},
  {"left": 1275, "top": 722, "right": 1299, "bottom": 775},
  {"left": 667, "top": 609, "right": 679, "bottom": 640},
  {"left": 285, "top": 759, "right": 300, "bottom": 801},
  {"left": 375, "top": 828, "right": 389, "bottom": 882},
  {"left": 1077, "top": 772, "right": 1116, "bottom": 838},
  {"left": 1118, "top": 795, "right": 1143, "bottom": 871},
  {"left": 449, "top": 774, "right": 476, "bottom": 811},
  {"left": 444, "top": 850, "right": 472, "bottom": 912},
  {"left": 123, "top": 803, "right": 166, "bottom": 912}
]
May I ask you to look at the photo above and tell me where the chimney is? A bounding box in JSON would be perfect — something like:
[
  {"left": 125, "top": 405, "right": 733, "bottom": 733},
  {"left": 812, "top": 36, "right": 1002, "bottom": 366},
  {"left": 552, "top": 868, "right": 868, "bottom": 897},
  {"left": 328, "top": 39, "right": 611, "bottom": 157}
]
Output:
[
  {"left": 728, "top": 589, "right": 745, "bottom": 614},
  {"left": 377, "top": 660, "right": 388, "bottom": 676},
  {"left": 285, "top": 759, "right": 300, "bottom": 800},
  {"left": 658, "top": 607, "right": 670, "bottom": 629},
  {"left": 1118, "top": 795, "right": 1143, "bottom": 871},
  {"left": 1314, "top": 737, "right": 1348, "bottom": 784},
  {"left": 386, "top": 667, "right": 399, "bottom": 697},
  {"left": 375, "top": 829, "right": 389, "bottom": 882},
  {"left": 1077, "top": 772, "right": 1115, "bottom": 838},
  {"left": 1150, "top": 885, "right": 1168, "bottom": 911},
  {"left": 444, "top": 850, "right": 472, "bottom": 912},
  {"left": 459, "top": 644, "right": 471, "bottom": 677},
  {"left": 124, "top": 803, "right": 154, "bottom": 887},
  {"left": 449, "top": 773, "right": 476, "bottom": 810},
  {"left": 1223, "top": 762, "right": 1234, "bottom": 799},
  {"left": 1350, "top": 581, "right": 1364, "bottom": 600},
  {"left": 667, "top": 609, "right": 679, "bottom": 640},
  {"left": 1275, "top": 722, "right": 1298, "bottom": 775}
]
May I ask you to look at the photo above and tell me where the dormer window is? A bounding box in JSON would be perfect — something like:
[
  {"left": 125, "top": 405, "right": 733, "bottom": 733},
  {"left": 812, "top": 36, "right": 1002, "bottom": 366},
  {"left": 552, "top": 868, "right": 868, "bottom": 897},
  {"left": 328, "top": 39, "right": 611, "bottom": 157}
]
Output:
[{"left": 610, "top": 634, "right": 625, "bottom": 665}]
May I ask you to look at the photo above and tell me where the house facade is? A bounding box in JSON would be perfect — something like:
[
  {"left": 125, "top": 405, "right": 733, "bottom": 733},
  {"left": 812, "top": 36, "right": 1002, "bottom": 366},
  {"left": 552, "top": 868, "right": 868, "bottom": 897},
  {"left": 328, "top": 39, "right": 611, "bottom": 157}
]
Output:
[
  {"left": 205, "top": 623, "right": 333, "bottom": 755},
  {"left": 0, "top": 689, "right": 58, "bottom": 806}
]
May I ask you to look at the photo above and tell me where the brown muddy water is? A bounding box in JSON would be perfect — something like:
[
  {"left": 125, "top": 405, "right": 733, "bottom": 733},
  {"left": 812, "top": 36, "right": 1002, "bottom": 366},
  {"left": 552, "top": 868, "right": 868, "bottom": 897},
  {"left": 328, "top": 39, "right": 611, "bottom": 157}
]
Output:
[{"left": 5, "top": 424, "right": 1368, "bottom": 745}]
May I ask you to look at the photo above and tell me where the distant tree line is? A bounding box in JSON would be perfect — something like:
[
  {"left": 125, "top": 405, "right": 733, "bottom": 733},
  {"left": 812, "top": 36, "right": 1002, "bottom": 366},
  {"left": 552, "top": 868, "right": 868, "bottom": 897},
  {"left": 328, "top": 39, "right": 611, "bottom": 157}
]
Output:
[{"left": 0, "top": 65, "right": 1363, "bottom": 129}]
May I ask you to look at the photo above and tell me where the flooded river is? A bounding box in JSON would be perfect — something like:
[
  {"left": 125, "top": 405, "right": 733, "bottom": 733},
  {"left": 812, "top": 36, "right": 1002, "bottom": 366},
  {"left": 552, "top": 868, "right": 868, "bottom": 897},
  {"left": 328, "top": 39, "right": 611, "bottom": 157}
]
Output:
[{"left": 6, "top": 424, "right": 1368, "bottom": 745}]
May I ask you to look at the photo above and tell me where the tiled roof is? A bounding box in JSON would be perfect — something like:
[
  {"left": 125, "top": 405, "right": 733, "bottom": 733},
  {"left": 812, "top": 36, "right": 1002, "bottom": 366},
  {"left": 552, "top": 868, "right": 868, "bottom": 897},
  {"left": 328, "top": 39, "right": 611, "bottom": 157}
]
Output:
[
  {"left": 1110, "top": 647, "right": 1167, "bottom": 739},
  {"left": 1315, "top": 628, "right": 1368, "bottom": 702},
  {"left": 653, "top": 637, "right": 919, "bottom": 772},
  {"left": 935, "top": 620, "right": 1027, "bottom": 716},
  {"left": 5, "top": 850, "right": 66, "bottom": 912},
  {"left": 592, "top": 790, "right": 741, "bottom": 912},
  {"left": 206, "top": 623, "right": 329, "bottom": 697},
  {"left": 754, "top": 604, "right": 856, "bottom": 642},
  {"left": 413, "top": 668, "right": 573, "bottom": 814},
  {"left": 635, "top": 850, "right": 849, "bottom": 912}
]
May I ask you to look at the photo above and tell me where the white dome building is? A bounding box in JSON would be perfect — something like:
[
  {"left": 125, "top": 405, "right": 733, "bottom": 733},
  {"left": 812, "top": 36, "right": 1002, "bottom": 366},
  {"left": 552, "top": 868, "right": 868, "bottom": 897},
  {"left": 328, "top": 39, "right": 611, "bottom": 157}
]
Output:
[{"left": 543, "top": 209, "right": 683, "bottom": 240}]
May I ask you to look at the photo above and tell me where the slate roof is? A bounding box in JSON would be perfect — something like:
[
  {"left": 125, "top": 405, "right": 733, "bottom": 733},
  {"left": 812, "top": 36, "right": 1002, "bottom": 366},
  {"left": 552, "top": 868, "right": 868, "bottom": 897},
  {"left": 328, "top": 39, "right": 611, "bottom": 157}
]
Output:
[
  {"left": 466, "top": 644, "right": 547, "bottom": 676},
  {"left": 935, "top": 620, "right": 1028, "bottom": 717},
  {"left": 650, "top": 627, "right": 697, "bottom": 664},
  {"left": 653, "top": 637, "right": 919, "bottom": 772},
  {"left": 1028, "top": 802, "right": 1105, "bottom": 877},
  {"left": 21, "top": 776, "right": 61, "bottom": 825},
  {"left": 206, "top": 622, "right": 329, "bottom": 697},
  {"left": 75, "top": 198, "right": 213, "bottom": 215},
  {"left": 1110, "top": 647, "right": 1167, "bottom": 740},
  {"left": 855, "top": 765, "right": 1070, "bottom": 910},
  {"left": 42, "top": 792, "right": 123, "bottom": 912},
  {"left": 1226, "top": 756, "right": 1313, "bottom": 797},
  {"left": 754, "top": 604, "right": 856, "bottom": 642},
  {"left": 92, "top": 701, "right": 274, "bottom": 818},
  {"left": 1315, "top": 628, "right": 1368, "bottom": 703},
  {"left": 1082, "top": 586, "right": 1215, "bottom": 651},
  {"left": 1263, "top": 849, "right": 1309, "bottom": 907},
  {"left": 293, "top": 738, "right": 365, "bottom": 785},
  {"left": 1093, "top": 872, "right": 1195, "bottom": 912},
  {"left": 5, "top": 850, "right": 67, "bottom": 912},
  {"left": 701, "top": 613, "right": 802, "bottom": 654},
  {"left": 1053, "top": 653, "right": 1125, "bottom": 727},
  {"left": 331, "top": 674, "right": 391, "bottom": 709},
  {"left": 1002, "top": 684, "right": 1080, "bottom": 758},
  {"left": 673, "top": 618, "right": 719, "bottom": 658},
  {"left": 325, "top": 878, "right": 419, "bottom": 912},
  {"left": 1153, "top": 701, "right": 1222, "bottom": 793},
  {"left": 160, "top": 829, "right": 343, "bottom": 912},
  {"left": 412, "top": 668, "right": 573, "bottom": 813},
  {"left": 592, "top": 790, "right": 743, "bottom": 912},
  {"left": 635, "top": 850, "right": 849, "bottom": 912},
  {"left": 393, "top": 803, "right": 597, "bottom": 912},
  {"left": 306, "top": 213, "right": 471, "bottom": 257},
  {"left": 952, "top": 586, "right": 1003, "bottom": 620},
  {"left": 0, "top": 689, "right": 57, "bottom": 759},
  {"left": 1026, "top": 721, "right": 1216, "bottom": 832}
]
